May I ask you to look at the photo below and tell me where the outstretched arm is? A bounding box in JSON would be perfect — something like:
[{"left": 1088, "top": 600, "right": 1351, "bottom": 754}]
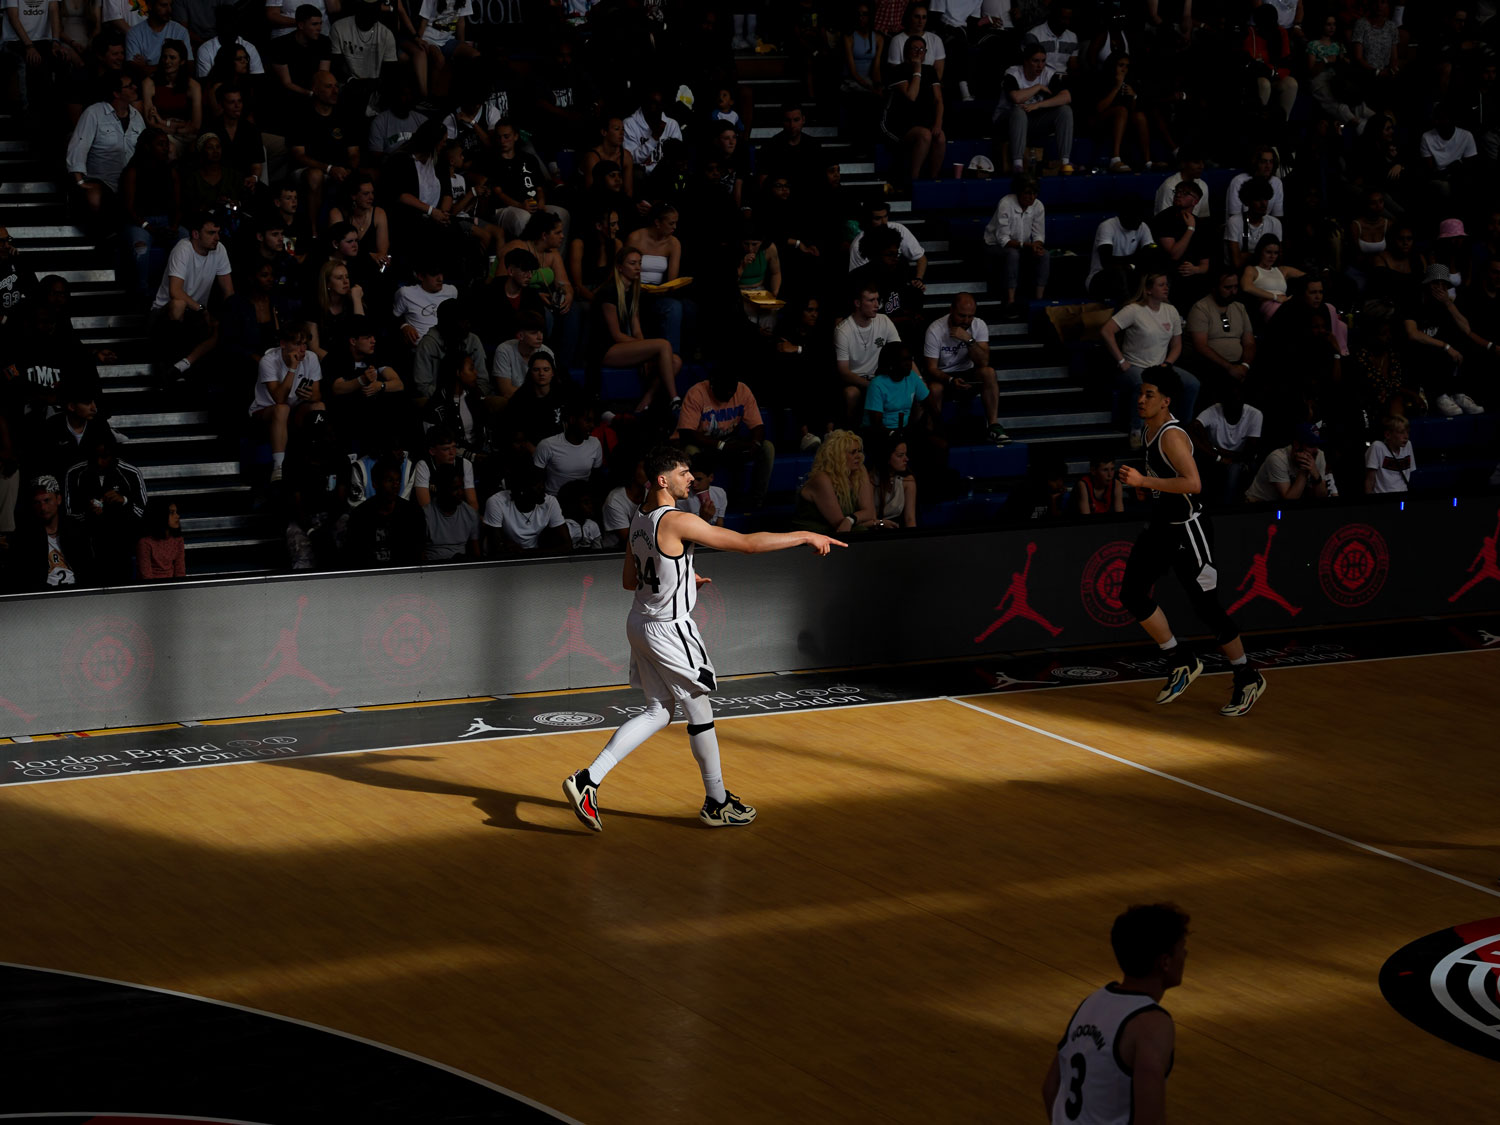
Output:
[{"left": 665, "top": 510, "right": 844, "bottom": 556}]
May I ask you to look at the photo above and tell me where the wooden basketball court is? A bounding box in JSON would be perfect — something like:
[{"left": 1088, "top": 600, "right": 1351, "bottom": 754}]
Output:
[{"left": 0, "top": 651, "right": 1494, "bottom": 1122}]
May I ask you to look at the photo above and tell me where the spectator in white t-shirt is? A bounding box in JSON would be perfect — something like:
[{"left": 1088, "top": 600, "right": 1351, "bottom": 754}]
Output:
[
  {"left": 1188, "top": 381, "right": 1264, "bottom": 505},
  {"left": 677, "top": 450, "right": 727, "bottom": 526},
  {"left": 921, "top": 292, "right": 1008, "bottom": 444},
  {"left": 982, "top": 172, "right": 1049, "bottom": 313},
  {"left": 1224, "top": 177, "right": 1285, "bottom": 270},
  {"left": 885, "top": 1, "right": 946, "bottom": 80},
  {"left": 1364, "top": 415, "right": 1414, "bottom": 494},
  {"left": 1224, "top": 145, "right": 1285, "bottom": 218},
  {"left": 249, "top": 323, "right": 325, "bottom": 482},
  {"left": 834, "top": 284, "right": 901, "bottom": 424},
  {"left": 1153, "top": 148, "right": 1210, "bottom": 220},
  {"left": 848, "top": 200, "right": 928, "bottom": 278},
  {"left": 993, "top": 42, "right": 1074, "bottom": 174},
  {"left": 423, "top": 462, "right": 480, "bottom": 560},
  {"left": 1085, "top": 197, "right": 1152, "bottom": 302},
  {"left": 392, "top": 260, "right": 458, "bottom": 346},
  {"left": 601, "top": 456, "right": 647, "bottom": 547},
  {"left": 1422, "top": 103, "right": 1479, "bottom": 206},
  {"left": 1099, "top": 271, "right": 1200, "bottom": 443},
  {"left": 150, "top": 210, "right": 234, "bottom": 374},
  {"left": 1024, "top": 5, "right": 1079, "bottom": 74},
  {"left": 483, "top": 463, "right": 570, "bottom": 555},
  {"left": 534, "top": 400, "right": 605, "bottom": 495},
  {"left": 1245, "top": 423, "right": 1330, "bottom": 503},
  {"left": 411, "top": 425, "right": 477, "bottom": 509}
]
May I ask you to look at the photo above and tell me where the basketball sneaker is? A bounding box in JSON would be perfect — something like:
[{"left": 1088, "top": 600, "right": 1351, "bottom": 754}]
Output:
[
  {"left": 563, "top": 770, "right": 603, "bottom": 832},
  {"left": 1220, "top": 667, "right": 1268, "bottom": 717},
  {"left": 1155, "top": 652, "right": 1203, "bottom": 704},
  {"left": 700, "top": 791, "right": 757, "bottom": 827}
]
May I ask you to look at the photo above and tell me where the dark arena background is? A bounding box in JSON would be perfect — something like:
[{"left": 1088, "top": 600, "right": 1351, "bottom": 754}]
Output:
[{"left": 5, "top": 0, "right": 1500, "bottom": 1120}]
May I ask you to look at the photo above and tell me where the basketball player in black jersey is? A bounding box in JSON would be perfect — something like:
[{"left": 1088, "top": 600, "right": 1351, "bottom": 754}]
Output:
[{"left": 1116, "top": 367, "right": 1267, "bottom": 715}]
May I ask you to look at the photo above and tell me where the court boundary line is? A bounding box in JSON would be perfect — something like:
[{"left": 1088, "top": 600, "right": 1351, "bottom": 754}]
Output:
[
  {"left": 944, "top": 696, "right": 1500, "bottom": 901},
  {"left": 0, "top": 960, "right": 585, "bottom": 1124}
]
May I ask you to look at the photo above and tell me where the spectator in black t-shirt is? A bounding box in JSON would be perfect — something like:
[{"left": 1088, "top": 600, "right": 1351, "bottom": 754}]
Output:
[
  {"left": 482, "top": 247, "right": 548, "bottom": 352},
  {"left": 325, "top": 314, "right": 405, "bottom": 452},
  {"left": 288, "top": 70, "right": 360, "bottom": 229},
  {"left": 489, "top": 118, "right": 567, "bottom": 241},
  {"left": 756, "top": 103, "right": 826, "bottom": 194},
  {"left": 849, "top": 227, "right": 923, "bottom": 330},
  {"left": 268, "top": 5, "right": 332, "bottom": 130},
  {"left": 0, "top": 225, "right": 38, "bottom": 328},
  {"left": 499, "top": 350, "right": 568, "bottom": 458},
  {"left": 210, "top": 83, "right": 265, "bottom": 193},
  {"left": 4, "top": 476, "right": 96, "bottom": 592},
  {"left": 63, "top": 435, "right": 149, "bottom": 585},
  {"left": 345, "top": 453, "right": 426, "bottom": 567},
  {"left": 1150, "top": 180, "right": 1211, "bottom": 309},
  {"left": 529, "top": 36, "right": 597, "bottom": 155},
  {"left": 34, "top": 386, "right": 119, "bottom": 482}
]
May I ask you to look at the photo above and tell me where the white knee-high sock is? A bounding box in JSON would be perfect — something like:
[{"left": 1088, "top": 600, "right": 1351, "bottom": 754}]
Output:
[
  {"left": 683, "top": 695, "right": 725, "bottom": 802},
  {"left": 588, "top": 702, "right": 670, "bottom": 784}
]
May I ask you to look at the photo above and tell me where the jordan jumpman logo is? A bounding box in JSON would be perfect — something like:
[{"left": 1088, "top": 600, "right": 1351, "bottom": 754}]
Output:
[
  {"left": 1227, "top": 523, "right": 1302, "bottom": 617},
  {"left": 460, "top": 717, "right": 538, "bottom": 738},
  {"left": 1449, "top": 507, "right": 1500, "bottom": 603},
  {"left": 975, "top": 543, "right": 1063, "bottom": 641}
]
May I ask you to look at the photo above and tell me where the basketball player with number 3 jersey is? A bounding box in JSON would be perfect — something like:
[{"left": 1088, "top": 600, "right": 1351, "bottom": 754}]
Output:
[
  {"left": 562, "top": 446, "right": 844, "bottom": 832},
  {"left": 1044, "top": 903, "right": 1189, "bottom": 1125}
]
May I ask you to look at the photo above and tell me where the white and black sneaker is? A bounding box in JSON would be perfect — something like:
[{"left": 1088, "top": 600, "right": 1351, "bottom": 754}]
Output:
[
  {"left": 563, "top": 769, "right": 603, "bottom": 832},
  {"left": 1155, "top": 653, "right": 1203, "bottom": 704},
  {"left": 700, "top": 791, "right": 757, "bottom": 827},
  {"left": 1220, "top": 667, "right": 1267, "bottom": 717}
]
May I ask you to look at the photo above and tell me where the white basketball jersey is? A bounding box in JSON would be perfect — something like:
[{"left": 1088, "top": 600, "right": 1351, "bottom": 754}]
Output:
[
  {"left": 627, "top": 504, "right": 698, "bottom": 623},
  {"left": 1051, "top": 985, "right": 1171, "bottom": 1125}
]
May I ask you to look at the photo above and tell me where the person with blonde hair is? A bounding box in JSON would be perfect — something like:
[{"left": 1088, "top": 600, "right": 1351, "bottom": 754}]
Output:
[
  {"left": 793, "top": 429, "right": 895, "bottom": 533},
  {"left": 1100, "top": 270, "right": 1199, "bottom": 446},
  {"left": 306, "top": 257, "right": 364, "bottom": 359}
]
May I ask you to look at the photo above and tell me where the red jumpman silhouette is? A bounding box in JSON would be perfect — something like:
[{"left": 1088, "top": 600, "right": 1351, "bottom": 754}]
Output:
[
  {"left": 1227, "top": 523, "right": 1302, "bottom": 616},
  {"left": 237, "top": 596, "right": 342, "bottom": 703},
  {"left": 0, "top": 695, "right": 36, "bottom": 722},
  {"left": 526, "top": 575, "right": 624, "bottom": 680},
  {"left": 1449, "top": 507, "right": 1500, "bottom": 603},
  {"left": 975, "top": 543, "right": 1063, "bottom": 641}
]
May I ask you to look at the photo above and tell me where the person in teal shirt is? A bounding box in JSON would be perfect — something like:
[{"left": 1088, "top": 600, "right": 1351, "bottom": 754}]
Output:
[{"left": 863, "top": 342, "right": 929, "bottom": 430}]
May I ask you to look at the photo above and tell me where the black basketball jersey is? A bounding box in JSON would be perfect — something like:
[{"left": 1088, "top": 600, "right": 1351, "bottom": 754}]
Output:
[{"left": 1143, "top": 418, "right": 1201, "bottom": 525}]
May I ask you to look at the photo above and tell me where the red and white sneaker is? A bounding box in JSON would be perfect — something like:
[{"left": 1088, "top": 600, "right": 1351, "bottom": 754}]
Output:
[{"left": 563, "top": 770, "right": 603, "bottom": 832}]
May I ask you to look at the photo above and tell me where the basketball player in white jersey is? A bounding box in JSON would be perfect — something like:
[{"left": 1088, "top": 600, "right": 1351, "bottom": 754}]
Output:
[
  {"left": 562, "top": 446, "right": 843, "bottom": 832},
  {"left": 1043, "top": 903, "right": 1190, "bottom": 1125},
  {"left": 1116, "top": 367, "right": 1267, "bottom": 716}
]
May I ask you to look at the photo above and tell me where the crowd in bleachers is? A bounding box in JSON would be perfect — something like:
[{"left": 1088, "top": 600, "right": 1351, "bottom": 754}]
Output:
[{"left": 1, "top": 0, "right": 1498, "bottom": 587}]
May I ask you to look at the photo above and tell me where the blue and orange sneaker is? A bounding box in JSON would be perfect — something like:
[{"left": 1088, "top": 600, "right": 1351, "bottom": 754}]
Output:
[{"left": 1155, "top": 652, "right": 1203, "bottom": 704}]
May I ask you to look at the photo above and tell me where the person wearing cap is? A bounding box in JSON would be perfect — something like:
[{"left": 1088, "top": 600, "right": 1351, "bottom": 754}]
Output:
[
  {"left": 3, "top": 476, "right": 96, "bottom": 592},
  {"left": 1244, "top": 422, "right": 1329, "bottom": 504},
  {"left": 982, "top": 172, "right": 1047, "bottom": 317},
  {"left": 1402, "top": 262, "right": 1488, "bottom": 416},
  {"left": 1151, "top": 180, "right": 1211, "bottom": 298}
]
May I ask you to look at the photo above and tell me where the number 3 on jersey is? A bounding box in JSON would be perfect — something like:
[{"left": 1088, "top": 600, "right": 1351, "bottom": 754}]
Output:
[
  {"left": 632, "top": 551, "right": 660, "bottom": 593},
  {"left": 1064, "top": 1052, "right": 1086, "bottom": 1120}
]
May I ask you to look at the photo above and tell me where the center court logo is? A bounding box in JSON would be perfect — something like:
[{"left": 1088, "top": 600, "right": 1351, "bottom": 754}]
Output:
[
  {"left": 1079, "top": 541, "right": 1134, "bottom": 627},
  {"left": 532, "top": 711, "right": 605, "bottom": 728},
  {"left": 1381, "top": 916, "right": 1500, "bottom": 1062},
  {"left": 1319, "top": 523, "right": 1390, "bottom": 607}
]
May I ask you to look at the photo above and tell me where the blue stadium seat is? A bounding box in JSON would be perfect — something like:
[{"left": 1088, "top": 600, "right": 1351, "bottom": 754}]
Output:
[
  {"left": 948, "top": 443, "right": 1029, "bottom": 478},
  {"left": 600, "top": 367, "right": 643, "bottom": 400},
  {"left": 768, "top": 454, "right": 815, "bottom": 495},
  {"left": 911, "top": 180, "right": 965, "bottom": 210},
  {"left": 962, "top": 179, "right": 1009, "bottom": 210}
]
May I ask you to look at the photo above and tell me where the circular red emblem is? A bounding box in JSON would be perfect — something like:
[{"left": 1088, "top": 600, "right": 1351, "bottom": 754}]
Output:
[
  {"left": 363, "top": 595, "right": 450, "bottom": 686},
  {"left": 61, "top": 617, "right": 155, "bottom": 709},
  {"left": 1318, "top": 523, "right": 1390, "bottom": 608},
  {"left": 1080, "top": 540, "right": 1135, "bottom": 627}
]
